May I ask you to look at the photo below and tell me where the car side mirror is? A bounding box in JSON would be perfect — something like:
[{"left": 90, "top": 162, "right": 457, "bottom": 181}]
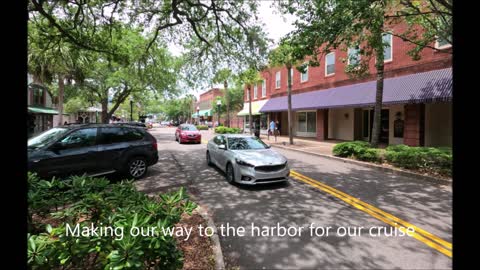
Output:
[{"left": 218, "top": 144, "right": 226, "bottom": 150}]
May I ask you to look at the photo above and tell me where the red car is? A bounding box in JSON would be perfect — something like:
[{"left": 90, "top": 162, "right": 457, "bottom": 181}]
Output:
[{"left": 175, "top": 124, "right": 201, "bottom": 144}]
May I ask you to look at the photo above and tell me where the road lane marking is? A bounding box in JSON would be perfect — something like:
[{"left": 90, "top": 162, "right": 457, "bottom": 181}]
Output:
[
  {"left": 291, "top": 171, "right": 452, "bottom": 250},
  {"left": 290, "top": 170, "right": 452, "bottom": 257}
]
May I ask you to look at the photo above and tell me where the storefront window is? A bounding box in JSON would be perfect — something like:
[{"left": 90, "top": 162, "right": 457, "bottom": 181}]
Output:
[
  {"left": 260, "top": 114, "right": 267, "bottom": 129},
  {"left": 307, "top": 112, "right": 316, "bottom": 132},
  {"left": 298, "top": 113, "right": 307, "bottom": 132},
  {"left": 296, "top": 111, "right": 316, "bottom": 134}
]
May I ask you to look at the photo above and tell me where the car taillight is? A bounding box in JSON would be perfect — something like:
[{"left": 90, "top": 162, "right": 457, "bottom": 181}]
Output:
[{"left": 152, "top": 138, "right": 157, "bottom": 150}]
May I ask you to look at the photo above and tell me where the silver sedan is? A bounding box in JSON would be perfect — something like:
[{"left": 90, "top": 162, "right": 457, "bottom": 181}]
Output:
[{"left": 206, "top": 134, "right": 290, "bottom": 185}]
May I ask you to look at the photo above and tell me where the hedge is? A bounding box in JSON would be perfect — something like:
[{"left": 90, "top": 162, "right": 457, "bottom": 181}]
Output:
[
  {"left": 385, "top": 145, "right": 452, "bottom": 176},
  {"left": 333, "top": 142, "right": 452, "bottom": 176},
  {"left": 196, "top": 125, "right": 209, "bottom": 130},
  {"left": 214, "top": 126, "right": 242, "bottom": 134}
]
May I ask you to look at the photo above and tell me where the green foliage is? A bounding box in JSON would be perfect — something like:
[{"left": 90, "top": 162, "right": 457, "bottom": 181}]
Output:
[
  {"left": 332, "top": 141, "right": 371, "bottom": 158},
  {"left": 333, "top": 142, "right": 452, "bottom": 176},
  {"left": 196, "top": 125, "right": 209, "bottom": 130},
  {"left": 385, "top": 145, "right": 452, "bottom": 176},
  {"left": 161, "top": 95, "right": 196, "bottom": 123},
  {"left": 356, "top": 148, "right": 382, "bottom": 163},
  {"left": 28, "top": 173, "right": 197, "bottom": 269},
  {"left": 215, "top": 127, "right": 242, "bottom": 134}
]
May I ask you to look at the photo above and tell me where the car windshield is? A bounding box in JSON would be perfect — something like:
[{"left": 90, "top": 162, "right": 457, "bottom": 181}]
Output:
[
  {"left": 181, "top": 125, "right": 197, "bottom": 131},
  {"left": 227, "top": 137, "right": 268, "bottom": 150},
  {"left": 28, "top": 127, "right": 69, "bottom": 150}
]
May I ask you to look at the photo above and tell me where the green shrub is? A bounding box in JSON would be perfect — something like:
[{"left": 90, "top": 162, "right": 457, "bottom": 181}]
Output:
[
  {"left": 332, "top": 141, "right": 371, "bottom": 157},
  {"left": 215, "top": 126, "right": 242, "bottom": 134},
  {"left": 356, "top": 148, "right": 382, "bottom": 163},
  {"left": 196, "top": 125, "right": 208, "bottom": 130},
  {"left": 385, "top": 145, "right": 452, "bottom": 176},
  {"left": 27, "top": 173, "right": 197, "bottom": 269}
]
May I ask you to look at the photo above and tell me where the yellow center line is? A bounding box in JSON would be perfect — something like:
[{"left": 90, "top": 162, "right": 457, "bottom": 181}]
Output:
[{"left": 290, "top": 170, "right": 452, "bottom": 258}]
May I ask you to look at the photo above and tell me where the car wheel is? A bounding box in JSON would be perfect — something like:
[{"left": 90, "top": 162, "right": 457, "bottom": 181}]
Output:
[
  {"left": 226, "top": 163, "right": 235, "bottom": 184},
  {"left": 206, "top": 151, "right": 213, "bottom": 166},
  {"left": 126, "top": 157, "right": 148, "bottom": 179}
]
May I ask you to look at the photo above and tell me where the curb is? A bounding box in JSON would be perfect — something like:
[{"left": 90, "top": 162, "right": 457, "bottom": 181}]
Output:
[
  {"left": 195, "top": 204, "right": 225, "bottom": 270},
  {"left": 272, "top": 144, "right": 451, "bottom": 184}
]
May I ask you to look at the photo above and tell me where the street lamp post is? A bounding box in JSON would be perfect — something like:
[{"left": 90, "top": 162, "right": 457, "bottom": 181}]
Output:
[
  {"left": 130, "top": 97, "right": 133, "bottom": 122},
  {"left": 216, "top": 99, "right": 222, "bottom": 127},
  {"left": 196, "top": 106, "right": 200, "bottom": 125}
]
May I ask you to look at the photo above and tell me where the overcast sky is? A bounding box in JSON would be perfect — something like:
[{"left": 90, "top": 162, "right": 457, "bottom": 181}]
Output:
[{"left": 178, "top": 1, "right": 296, "bottom": 99}]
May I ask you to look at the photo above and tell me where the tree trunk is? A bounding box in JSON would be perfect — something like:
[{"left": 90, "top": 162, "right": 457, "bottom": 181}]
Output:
[
  {"left": 101, "top": 98, "right": 109, "bottom": 123},
  {"left": 57, "top": 75, "right": 65, "bottom": 126},
  {"left": 371, "top": 28, "right": 385, "bottom": 148},
  {"left": 248, "top": 86, "right": 253, "bottom": 135},
  {"left": 287, "top": 66, "right": 294, "bottom": 145},
  {"left": 225, "top": 80, "right": 230, "bottom": 127}
]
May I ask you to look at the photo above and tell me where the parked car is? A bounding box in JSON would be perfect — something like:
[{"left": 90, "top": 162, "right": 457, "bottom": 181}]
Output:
[
  {"left": 206, "top": 134, "right": 290, "bottom": 185},
  {"left": 28, "top": 124, "right": 158, "bottom": 179},
  {"left": 175, "top": 124, "right": 201, "bottom": 144}
]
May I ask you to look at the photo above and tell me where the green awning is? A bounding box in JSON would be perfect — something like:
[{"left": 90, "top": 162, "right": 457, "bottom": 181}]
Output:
[
  {"left": 192, "top": 109, "right": 212, "bottom": 118},
  {"left": 28, "top": 106, "right": 60, "bottom": 115},
  {"left": 237, "top": 100, "right": 268, "bottom": 116}
]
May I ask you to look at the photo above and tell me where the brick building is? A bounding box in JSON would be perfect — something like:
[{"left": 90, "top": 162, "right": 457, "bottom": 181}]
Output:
[
  {"left": 241, "top": 22, "right": 452, "bottom": 147},
  {"left": 193, "top": 88, "right": 244, "bottom": 128}
]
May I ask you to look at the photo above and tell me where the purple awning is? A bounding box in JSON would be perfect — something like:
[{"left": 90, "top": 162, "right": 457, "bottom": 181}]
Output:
[{"left": 260, "top": 68, "right": 452, "bottom": 112}]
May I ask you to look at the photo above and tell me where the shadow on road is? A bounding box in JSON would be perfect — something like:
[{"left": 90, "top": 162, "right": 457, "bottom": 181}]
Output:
[{"left": 134, "top": 141, "right": 451, "bottom": 269}]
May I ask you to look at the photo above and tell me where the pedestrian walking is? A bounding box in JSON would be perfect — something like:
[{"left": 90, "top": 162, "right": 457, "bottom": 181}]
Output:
[
  {"left": 275, "top": 120, "right": 281, "bottom": 141},
  {"left": 268, "top": 119, "right": 275, "bottom": 140}
]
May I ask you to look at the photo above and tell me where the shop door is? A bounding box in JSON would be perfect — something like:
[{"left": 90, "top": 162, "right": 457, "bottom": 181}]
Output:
[{"left": 368, "top": 109, "right": 389, "bottom": 144}]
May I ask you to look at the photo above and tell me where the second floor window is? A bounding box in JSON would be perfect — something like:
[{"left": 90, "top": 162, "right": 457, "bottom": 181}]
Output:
[
  {"left": 436, "top": 36, "right": 451, "bottom": 49},
  {"left": 325, "top": 52, "right": 335, "bottom": 76},
  {"left": 383, "top": 33, "right": 393, "bottom": 62},
  {"left": 262, "top": 80, "right": 266, "bottom": 97},
  {"left": 301, "top": 65, "right": 309, "bottom": 82},
  {"left": 246, "top": 89, "right": 250, "bottom": 100},
  {"left": 253, "top": 85, "right": 258, "bottom": 99},
  {"left": 347, "top": 47, "right": 360, "bottom": 66},
  {"left": 33, "top": 88, "right": 44, "bottom": 106},
  {"left": 275, "top": 71, "right": 281, "bottom": 89}
]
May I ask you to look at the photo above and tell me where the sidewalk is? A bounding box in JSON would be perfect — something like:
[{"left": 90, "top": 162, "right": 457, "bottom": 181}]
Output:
[{"left": 260, "top": 134, "right": 340, "bottom": 156}]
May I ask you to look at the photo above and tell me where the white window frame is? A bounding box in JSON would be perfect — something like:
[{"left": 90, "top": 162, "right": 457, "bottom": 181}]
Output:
[
  {"left": 295, "top": 110, "right": 317, "bottom": 137},
  {"left": 261, "top": 80, "right": 266, "bottom": 97},
  {"left": 275, "top": 71, "right": 281, "bottom": 89},
  {"left": 325, "top": 52, "right": 335, "bottom": 76},
  {"left": 253, "top": 85, "right": 258, "bottom": 99},
  {"left": 347, "top": 47, "right": 360, "bottom": 66},
  {"left": 435, "top": 37, "right": 452, "bottom": 49},
  {"left": 300, "top": 65, "right": 309, "bottom": 82},
  {"left": 383, "top": 32, "right": 393, "bottom": 62}
]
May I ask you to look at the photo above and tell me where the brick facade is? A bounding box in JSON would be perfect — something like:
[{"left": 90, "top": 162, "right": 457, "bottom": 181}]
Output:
[{"left": 245, "top": 21, "right": 452, "bottom": 101}]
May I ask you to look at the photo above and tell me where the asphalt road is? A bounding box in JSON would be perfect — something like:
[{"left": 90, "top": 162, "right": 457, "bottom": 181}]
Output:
[{"left": 136, "top": 127, "right": 452, "bottom": 270}]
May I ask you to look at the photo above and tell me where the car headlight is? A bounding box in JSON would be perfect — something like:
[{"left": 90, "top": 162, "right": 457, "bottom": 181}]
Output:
[{"left": 235, "top": 158, "right": 255, "bottom": 167}]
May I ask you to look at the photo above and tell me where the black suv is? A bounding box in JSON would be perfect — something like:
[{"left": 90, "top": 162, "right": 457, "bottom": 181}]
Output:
[{"left": 28, "top": 124, "right": 158, "bottom": 179}]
